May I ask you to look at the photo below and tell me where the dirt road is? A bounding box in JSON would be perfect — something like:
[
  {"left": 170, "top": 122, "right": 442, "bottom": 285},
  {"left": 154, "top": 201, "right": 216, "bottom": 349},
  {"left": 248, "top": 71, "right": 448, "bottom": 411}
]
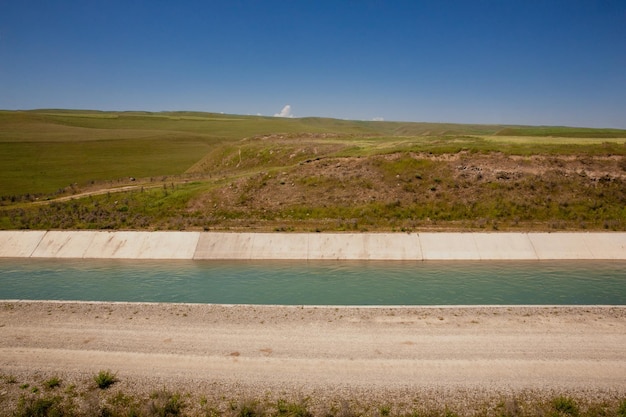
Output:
[{"left": 1, "top": 302, "right": 625, "bottom": 408}]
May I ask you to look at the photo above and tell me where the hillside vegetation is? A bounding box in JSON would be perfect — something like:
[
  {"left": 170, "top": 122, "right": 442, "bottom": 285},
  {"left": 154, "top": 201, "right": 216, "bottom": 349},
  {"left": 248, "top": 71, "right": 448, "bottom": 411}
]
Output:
[{"left": 1, "top": 109, "right": 625, "bottom": 231}]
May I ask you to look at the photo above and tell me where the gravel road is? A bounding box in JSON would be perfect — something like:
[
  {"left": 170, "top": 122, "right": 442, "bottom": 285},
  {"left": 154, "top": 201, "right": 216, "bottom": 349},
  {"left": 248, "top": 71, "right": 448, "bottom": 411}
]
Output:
[{"left": 1, "top": 301, "right": 625, "bottom": 411}]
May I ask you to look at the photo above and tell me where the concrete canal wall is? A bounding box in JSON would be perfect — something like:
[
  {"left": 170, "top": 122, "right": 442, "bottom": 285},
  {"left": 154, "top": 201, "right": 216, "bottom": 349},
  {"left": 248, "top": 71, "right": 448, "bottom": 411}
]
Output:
[{"left": 1, "top": 230, "right": 625, "bottom": 260}]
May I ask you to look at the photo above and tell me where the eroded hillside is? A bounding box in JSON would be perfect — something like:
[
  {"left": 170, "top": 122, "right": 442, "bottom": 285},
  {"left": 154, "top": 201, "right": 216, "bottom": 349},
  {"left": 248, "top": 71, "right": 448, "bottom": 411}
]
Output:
[{"left": 187, "top": 149, "right": 626, "bottom": 231}]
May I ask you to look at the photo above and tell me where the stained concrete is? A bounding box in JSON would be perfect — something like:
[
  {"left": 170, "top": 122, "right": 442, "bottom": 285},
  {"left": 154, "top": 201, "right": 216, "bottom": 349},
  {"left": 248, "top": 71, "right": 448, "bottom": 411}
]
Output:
[
  {"left": 84, "top": 231, "right": 200, "bottom": 259},
  {"left": 31, "top": 231, "right": 98, "bottom": 258},
  {"left": 307, "top": 233, "right": 421, "bottom": 260},
  {"left": 1, "top": 231, "right": 625, "bottom": 260},
  {"left": 83, "top": 231, "right": 147, "bottom": 259},
  {"left": 127, "top": 231, "right": 199, "bottom": 259},
  {"left": 0, "top": 231, "right": 47, "bottom": 257},
  {"left": 0, "top": 231, "right": 199, "bottom": 259},
  {"left": 194, "top": 233, "right": 422, "bottom": 260},
  {"left": 194, "top": 233, "right": 256, "bottom": 259}
]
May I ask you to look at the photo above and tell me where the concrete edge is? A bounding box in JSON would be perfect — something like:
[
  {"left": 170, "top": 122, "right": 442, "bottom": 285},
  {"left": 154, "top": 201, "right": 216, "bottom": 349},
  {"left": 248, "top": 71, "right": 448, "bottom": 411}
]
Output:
[
  {"left": 0, "top": 231, "right": 625, "bottom": 260},
  {"left": 2, "top": 300, "right": 625, "bottom": 310}
]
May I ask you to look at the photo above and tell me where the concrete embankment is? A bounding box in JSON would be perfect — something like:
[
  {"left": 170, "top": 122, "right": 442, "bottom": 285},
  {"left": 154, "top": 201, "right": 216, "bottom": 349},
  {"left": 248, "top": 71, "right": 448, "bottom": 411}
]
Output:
[{"left": 1, "top": 230, "right": 625, "bottom": 260}]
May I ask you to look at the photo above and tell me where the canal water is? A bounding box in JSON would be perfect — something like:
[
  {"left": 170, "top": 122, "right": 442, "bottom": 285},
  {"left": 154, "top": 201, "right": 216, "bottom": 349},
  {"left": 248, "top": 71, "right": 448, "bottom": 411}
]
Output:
[{"left": 0, "top": 259, "right": 625, "bottom": 305}]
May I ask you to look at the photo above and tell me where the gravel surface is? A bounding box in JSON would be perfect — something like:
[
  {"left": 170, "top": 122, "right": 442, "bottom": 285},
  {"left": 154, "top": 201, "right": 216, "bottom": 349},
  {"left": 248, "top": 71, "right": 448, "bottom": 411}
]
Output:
[{"left": 1, "top": 301, "right": 625, "bottom": 413}]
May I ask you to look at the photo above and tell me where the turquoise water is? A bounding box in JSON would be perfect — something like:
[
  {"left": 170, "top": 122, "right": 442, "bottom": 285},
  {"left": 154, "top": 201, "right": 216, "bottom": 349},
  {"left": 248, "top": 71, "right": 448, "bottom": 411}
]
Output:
[{"left": 0, "top": 259, "right": 625, "bottom": 305}]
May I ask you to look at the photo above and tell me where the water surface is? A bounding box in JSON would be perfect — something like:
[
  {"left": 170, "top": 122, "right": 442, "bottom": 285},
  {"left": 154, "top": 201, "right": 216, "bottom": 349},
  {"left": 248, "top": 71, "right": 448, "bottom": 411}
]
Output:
[{"left": 0, "top": 259, "right": 625, "bottom": 305}]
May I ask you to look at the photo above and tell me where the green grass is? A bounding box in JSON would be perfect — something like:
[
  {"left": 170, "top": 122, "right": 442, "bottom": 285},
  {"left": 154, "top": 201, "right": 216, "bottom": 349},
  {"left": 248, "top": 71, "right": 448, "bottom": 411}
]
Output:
[
  {"left": 15, "top": 395, "right": 69, "bottom": 417},
  {"left": 147, "top": 390, "right": 185, "bottom": 416},
  {"left": 552, "top": 396, "right": 580, "bottom": 416},
  {"left": 43, "top": 377, "right": 61, "bottom": 390},
  {"left": 0, "top": 137, "right": 213, "bottom": 196},
  {"left": 94, "top": 370, "right": 117, "bottom": 389},
  {"left": 496, "top": 126, "right": 626, "bottom": 138}
]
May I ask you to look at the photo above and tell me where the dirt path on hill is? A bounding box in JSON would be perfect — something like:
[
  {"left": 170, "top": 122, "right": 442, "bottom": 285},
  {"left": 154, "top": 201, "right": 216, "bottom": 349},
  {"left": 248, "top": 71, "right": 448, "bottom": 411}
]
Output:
[
  {"left": 32, "top": 184, "right": 161, "bottom": 205},
  {"left": 1, "top": 302, "right": 625, "bottom": 408}
]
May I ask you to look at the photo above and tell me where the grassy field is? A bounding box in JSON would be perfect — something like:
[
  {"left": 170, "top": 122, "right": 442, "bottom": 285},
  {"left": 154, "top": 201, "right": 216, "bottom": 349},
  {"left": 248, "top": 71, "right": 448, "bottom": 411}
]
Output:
[{"left": 1, "top": 109, "right": 625, "bottom": 231}]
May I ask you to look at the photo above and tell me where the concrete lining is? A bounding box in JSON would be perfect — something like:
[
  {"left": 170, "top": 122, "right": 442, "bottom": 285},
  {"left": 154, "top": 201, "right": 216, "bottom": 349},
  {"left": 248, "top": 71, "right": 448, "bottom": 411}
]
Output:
[
  {"left": 472, "top": 233, "right": 538, "bottom": 260},
  {"left": 193, "top": 233, "right": 422, "bottom": 260},
  {"left": 31, "top": 231, "right": 98, "bottom": 258},
  {"left": 307, "top": 233, "right": 359, "bottom": 260},
  {"left": 528, "top": 233, "right": 596, "bottom": 259},
  {"left": 582, "top": 233, "right": 626, "bottom": 260},
  {"left": 84, "top": 231, "right": 200, "bottom": 259},
  {"left": 251, "top": 233, "right": 311, "bottom": 259},
  {"left": 194, "top": 232, "right": 255, "bottom": 259},
  {"left": 357, "top": 233, "right": 421, "bottom": 260},
  {"left": 418, "top": 233, "right": 481, "bottom": 260},
  {"left": 132, "top": 231, "right": 200, "bottom": 259},
  {"left": 1, "top": 231, "right": 625, "bottom": 260},
  {"left": 83, "top": 231, "right": 146, "bottom": 258},
  {"left": 0, "top": 231, "right": 47, "bottom": 257}
]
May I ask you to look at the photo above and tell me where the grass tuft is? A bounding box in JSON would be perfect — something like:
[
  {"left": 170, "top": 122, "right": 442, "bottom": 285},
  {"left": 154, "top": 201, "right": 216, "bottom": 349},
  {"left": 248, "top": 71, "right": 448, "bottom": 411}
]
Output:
[
  {"left": 552, "top": 396, "right": 579, "bottom": 416},
  {"left": 618, "top": 399, "right": 626, "bottom": 417},
  {"left": 15, "top": 395, "right": 68, "bottom": 417},
  {"left": 94, "top": 369, "right": 118, "bottom": 389},
  {"left": 43, "top": 376, "right": 61, "bottom": 389},
  {"left": 231, "top": 399, "right": 265, "bottom": 417},
  {"left": 276, "top": 399, "right": 313, "bottom": 417},
  {"left": 147, "top": 390, "right": 185, "bottom": 416}
]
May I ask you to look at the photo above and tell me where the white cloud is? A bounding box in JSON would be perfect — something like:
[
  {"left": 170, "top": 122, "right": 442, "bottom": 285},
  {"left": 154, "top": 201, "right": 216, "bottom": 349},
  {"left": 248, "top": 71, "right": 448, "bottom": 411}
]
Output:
[
  {"left": 372, "top": 117, "right": 384, "bottom": 121},
  {"left": 274, "top": 104, "right": 294, "bottom": 118}
]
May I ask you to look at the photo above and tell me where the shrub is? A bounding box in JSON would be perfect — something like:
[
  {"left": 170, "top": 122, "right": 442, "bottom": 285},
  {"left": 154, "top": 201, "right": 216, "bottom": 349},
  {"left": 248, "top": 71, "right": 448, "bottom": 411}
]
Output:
[
  {"left": 378, "top": 405, "right": 391, "bottom": 416},
  {"left": 276, "top": 399, "right": 312, "bottom": 417},
  {"left": 148, "top": 390, "right": 184, "bottom": 416},
  {"left": 15, "top": 395, "right": 65, "bottom": 417},
  {"left": 231, "top": 399, "right": 264, "bottom": 417},
  {"left": 552, "top": 396, "right": 579, "bottom": 416},
  {"left": 43, "top": 376, "right": 61, "bottom": 389},
  {"left": 94, "top": 370, "right": 117, "bottom": 389}
]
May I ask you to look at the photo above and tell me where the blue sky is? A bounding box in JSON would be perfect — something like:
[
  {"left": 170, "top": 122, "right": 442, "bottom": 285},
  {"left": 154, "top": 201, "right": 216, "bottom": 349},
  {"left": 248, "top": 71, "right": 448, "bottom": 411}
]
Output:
[{"left": 1, "top": 1, "right": 625, "bottom": 128}]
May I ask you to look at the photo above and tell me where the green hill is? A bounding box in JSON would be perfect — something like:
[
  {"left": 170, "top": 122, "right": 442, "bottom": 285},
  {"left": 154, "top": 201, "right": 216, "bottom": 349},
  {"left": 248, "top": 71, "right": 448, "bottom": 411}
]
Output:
[{"left": 1, "top": 109, "right": 625, "bottom": 231}]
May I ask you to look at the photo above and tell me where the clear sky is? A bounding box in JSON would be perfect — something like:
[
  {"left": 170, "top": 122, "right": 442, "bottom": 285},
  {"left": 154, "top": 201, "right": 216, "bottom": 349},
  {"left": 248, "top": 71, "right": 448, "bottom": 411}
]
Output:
[{"left": 1, "top": 1, "right": 625, "bottom": 128}]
